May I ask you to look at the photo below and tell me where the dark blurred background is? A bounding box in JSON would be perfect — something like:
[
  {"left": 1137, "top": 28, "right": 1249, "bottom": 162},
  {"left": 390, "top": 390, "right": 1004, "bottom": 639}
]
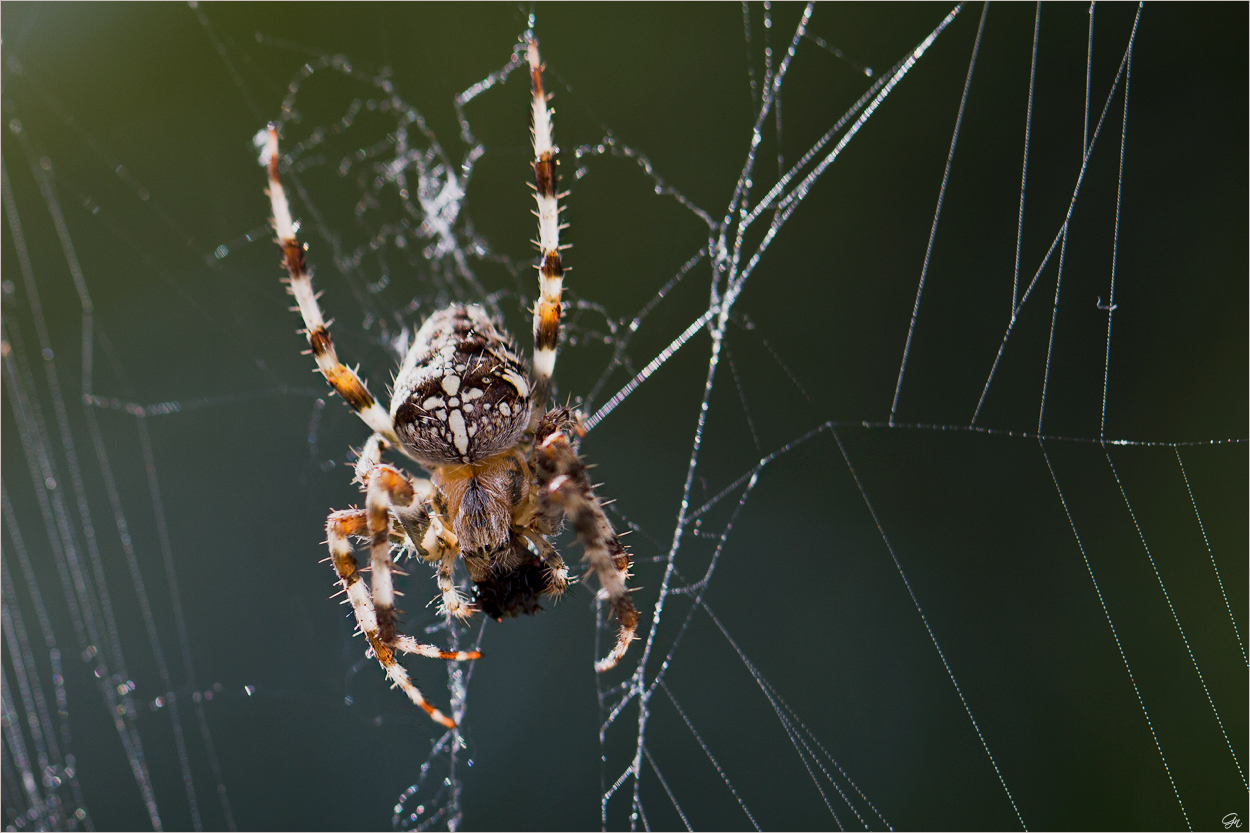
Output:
[{"left": 2, "top": 3, "right": 1245, "bottom": 830}]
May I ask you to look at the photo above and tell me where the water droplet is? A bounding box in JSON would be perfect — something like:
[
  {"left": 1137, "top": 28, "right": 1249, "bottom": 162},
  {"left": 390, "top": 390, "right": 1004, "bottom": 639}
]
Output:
[{"left": 244, "top": 685, "right": 256, "bottom": 696}]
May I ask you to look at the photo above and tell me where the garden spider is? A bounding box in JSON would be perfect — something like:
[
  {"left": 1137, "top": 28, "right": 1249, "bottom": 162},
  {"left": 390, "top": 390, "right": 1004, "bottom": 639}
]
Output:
[{"left": 260, "top": 37, "right": 637, "bottom": 728}]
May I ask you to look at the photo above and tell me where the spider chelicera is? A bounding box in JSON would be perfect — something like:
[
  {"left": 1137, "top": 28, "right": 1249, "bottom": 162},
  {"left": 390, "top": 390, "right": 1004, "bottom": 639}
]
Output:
[{"left": 260, "top": 37, "right": 637, "bottom": 728}]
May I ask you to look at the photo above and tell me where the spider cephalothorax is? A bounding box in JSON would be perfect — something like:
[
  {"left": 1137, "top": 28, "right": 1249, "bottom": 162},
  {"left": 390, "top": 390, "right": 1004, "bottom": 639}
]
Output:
[{"left": 261, "top": 36, "right": 637, "bottom": 728}]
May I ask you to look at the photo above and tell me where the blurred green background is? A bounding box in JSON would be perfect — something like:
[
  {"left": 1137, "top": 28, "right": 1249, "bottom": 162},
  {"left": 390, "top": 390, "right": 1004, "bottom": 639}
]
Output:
[{"left": 2, "top": 3, "right": 1245, "bottom": 830}]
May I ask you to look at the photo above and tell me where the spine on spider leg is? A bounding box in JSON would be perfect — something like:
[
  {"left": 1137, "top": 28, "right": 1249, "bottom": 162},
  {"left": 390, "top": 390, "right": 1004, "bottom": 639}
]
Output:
[
  {"left": 364, "top": 465, "right": 415, "bottom": 646},
  {"left": 527, "top": 39, "right": 564, "bottom": 425},
  {"left": 326, "top": 509, "right": 472, "bottom": 728},
  {"left": 261, "top": 126, "right": 397, "bottom": 443},
  {"left": 536, "top": 431, "right": 639, "bottom": 673}
]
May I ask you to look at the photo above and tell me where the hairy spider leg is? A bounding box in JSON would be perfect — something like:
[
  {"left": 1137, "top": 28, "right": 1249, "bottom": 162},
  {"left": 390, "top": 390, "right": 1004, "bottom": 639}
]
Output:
[
  {"left": 534, "top": 428, "right": 638, "bottom": 672},
  {"left": 263, "top": 126, "right": 399, "bottom": 445},
  {"left": 364, "top": 465, "right": 417, "bottom": 644},
  {"left": 524, "top": 532, "right": 571, "bottom": 598},
  {"left": 390, "top": 498, "right": 473, "bottom": 621},
  {"left": 356, "top": 433, "right": 465, "bottom": 621},
  {"left": 326, "top": 509, "right": 479, "bottom": 728},
  {"left": 527, "top": 38, "right": 565, "bottom": 427}
]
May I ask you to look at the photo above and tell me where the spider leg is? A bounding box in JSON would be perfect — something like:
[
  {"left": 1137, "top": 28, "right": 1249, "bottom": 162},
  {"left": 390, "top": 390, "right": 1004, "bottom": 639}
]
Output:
[
  {"left": 526, "top": 37, "right": 565, "bottom": 428},
  {"left": 391, "top": 499, "right": 474, "bottom": 621},
  {"left": 533, "top": 429, "right": 637, "bottom": 672},
  {"left": 325, "top": 509, "right": 479, "bottom": 728},
  {"left": 524, "top": 531, "right": 570, "bottom": 598},
  {"left": 363, "top": 465, "right": 419, "bottom": 644},
  {"left": 262, "top": 127, "right": 399, "bottom": 444}
]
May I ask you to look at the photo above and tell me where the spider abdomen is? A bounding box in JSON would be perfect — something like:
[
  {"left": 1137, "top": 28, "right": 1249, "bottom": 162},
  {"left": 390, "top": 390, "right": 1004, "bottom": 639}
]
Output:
[{"left": 392, "top": 304, "right": 532, "bottom": 466}]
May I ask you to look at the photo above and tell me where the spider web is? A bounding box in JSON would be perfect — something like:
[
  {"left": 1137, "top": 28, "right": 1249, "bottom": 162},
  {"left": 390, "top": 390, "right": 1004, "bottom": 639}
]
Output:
[{"left": 2, "top": 4, "right": 1245, "bottom": 831}]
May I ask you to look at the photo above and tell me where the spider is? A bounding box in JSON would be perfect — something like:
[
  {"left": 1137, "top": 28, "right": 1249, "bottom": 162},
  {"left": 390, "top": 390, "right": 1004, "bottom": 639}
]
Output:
[{"left": 260, "top": 37, "right": 638, "bottom": 728}]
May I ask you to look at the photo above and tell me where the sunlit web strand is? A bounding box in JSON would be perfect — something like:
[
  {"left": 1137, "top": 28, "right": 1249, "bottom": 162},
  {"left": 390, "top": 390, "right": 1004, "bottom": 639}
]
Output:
[
  {"left": 642, "top": 743, "right": 692, "bottom": 832},
  {"left": 583, "top": 247, "right": 708, "bottom": 414},
  {"left": 606, "top": 9, "right": 1012, "bottom": 827},
  {"left": 698, "top": 599, "right": 893, "bottom": 831},
  {"left": 658, "top": 679, "right": 760, "bottom": 831},
  {"left": 0, "top": 514, "right": 89, "bottom": 828},
  {"left": 971, "top": 3, "right": 1142, "bottom": 427},
  {"left": 1174, "top": 450, "right": 1246, "bottom": 667},
  {"left": 1037, "top": 5, "right": 1140, "bottom": 440},
  {"left": 599, "top": 469, "right": 762, "bottom": 741},
  {"left": 25, "top": 134, "right": 237, "bottom": 829},
  {"left": 745, "top": 4, "right": 963, "bottom": 229},
  {"left": 1099, "top": 2, "right": 1131, "bottom": 440},
  {"left": 831, "top": 428, "right": 1027, "bottom": 830},
  {"left": 1, "top": 565, "right": 65, "bottom": 825},
  {"left": 663, "top": 577, "right": 867, "bottom": 830},
  {"left": 2, "top": 318, "right": 162, "bottom": 829},
  {"left": 1011, "top": 3, "right": 1041, "bottom": 315},
  {"left": 2, "top": 162, "right": 164, "bottom": 829},
  {"left": 680, "top": 417, "right": 1245, "bottom": 539},
  {"left": 0, "top": 675, "right": 42, "bottom": 816},
  {"left": 719, "top": 2, "right": 813, "bottom": 275},
  {"left": 573, "top": 136, "right": 715, "bottom": 229},
  {"left": 604, "top": 447, "right": 889, "bottom": 830},
  {"left": 5, "top": 111, "right": 239, "bottom": 827},
  {"left": 1038, "top": 440, "right": 1190, "bottom": 829},
  {"left": 82, "top": 386, "right": 325, "bottom": 419},
  {"left": 631, "top": 3, "right": 963, "bottom": 733},
  {"left": 890, "top": 3, "right": 988, "bottom": 426},
  {"left": 1103, "top": 450, "right": 1247, "bottom": 790},
  {"left": 1035, "top": 212, "right": 1072, "bottom": 434},
  {"left": 583, "top": 309, "right": 713, "bottom": 432},
  {"left": 588, "top": 8, "right": 966, "bottom": 440},
  {"left": 727, "top": 5, "right": 965, "bottom": 300}
]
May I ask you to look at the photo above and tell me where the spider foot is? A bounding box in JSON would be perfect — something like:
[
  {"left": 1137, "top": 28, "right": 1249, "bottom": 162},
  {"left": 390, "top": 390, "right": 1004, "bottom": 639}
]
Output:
[
  {"left": 594, "top": 618, "right": 639, "bottom": 674},
  {"left": 439, "top": 592, "right": 478, "bottom": 621}
]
